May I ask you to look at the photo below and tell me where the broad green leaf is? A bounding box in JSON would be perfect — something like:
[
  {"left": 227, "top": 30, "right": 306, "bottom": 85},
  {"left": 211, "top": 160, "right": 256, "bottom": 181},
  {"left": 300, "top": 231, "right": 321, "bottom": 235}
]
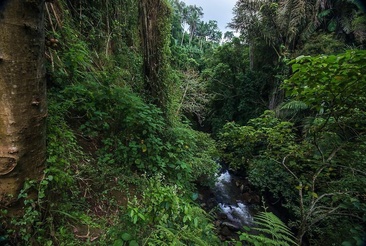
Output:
[
  {"left": 121, "top": 233, "right": 132, "bottom": 241},
  {"left": 113, "top": 239, "right": 124, "bottom": 246},
  {"left": 129, "top": 240, "right": 139, "bottom": 246}
]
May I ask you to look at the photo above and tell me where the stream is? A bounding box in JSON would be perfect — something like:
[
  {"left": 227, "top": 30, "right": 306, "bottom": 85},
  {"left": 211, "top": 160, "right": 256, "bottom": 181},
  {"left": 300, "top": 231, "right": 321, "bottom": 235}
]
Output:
[{"left": 214, "top": 170, "right": 254, "bottom": 228}]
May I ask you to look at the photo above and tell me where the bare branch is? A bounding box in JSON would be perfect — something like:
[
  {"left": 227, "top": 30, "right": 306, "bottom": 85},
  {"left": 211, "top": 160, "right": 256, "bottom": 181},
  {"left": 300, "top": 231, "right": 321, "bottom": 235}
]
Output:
[
  {"left": 326, "top": 144, "right": 344, "bottom": 162},
  {"left": 309, "top": 192, "right": 351, "bottom": 213},
  {"left": 332, "top": 164, "right": 366, "bottom": 176},
  {"left": 311, "top": 165, "right": 327, "bottom": 203},
  {"left": 313, "top": 133, "right": 325, "bottom": 163},
  {"left": 281, "top": 155, "right": 299, "bottom": 181},
  {"left": 309, "top": 205, "right": 340, "bottom": 227}
]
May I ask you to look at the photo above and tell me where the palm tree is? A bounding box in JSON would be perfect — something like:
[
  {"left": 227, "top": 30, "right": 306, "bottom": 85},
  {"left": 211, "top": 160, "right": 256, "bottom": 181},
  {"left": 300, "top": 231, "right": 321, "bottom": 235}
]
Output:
[
  {"left": 170, "top": 0, "right": 189, "bottom": 46},
  {"left": 180, "top": 4, "right": 190, "bottom": 46},
  {"left": 231, "top": 0, "right": 365, "bottom": 52},
  {"left": 195, "top": 21, "right": 209, "bottom": 49},
  {"left": 187, "top": 5, "right": 203, "bottom": 46},
  {"left": 206, "top": 20, "right": 222, "bottom": 43},
  {"left": 223, "top": 31, "right": 235, "bottom": 42}
]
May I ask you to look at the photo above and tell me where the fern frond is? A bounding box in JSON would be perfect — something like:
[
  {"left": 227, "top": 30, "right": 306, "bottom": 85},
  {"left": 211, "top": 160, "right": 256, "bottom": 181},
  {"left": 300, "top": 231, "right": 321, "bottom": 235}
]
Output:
[
  {"left": 255, "top": 212, "right": 298, "bottom": 241},
  {"left": 147, "top": 225, "right": 212, "bottom": 246},
  {"left": 277, "top": 100, "right": 309, "bottom": 119},
  {"left": 281, "top": 100, "right": 308, "bottom": 111},
  {"left": 318, "top": 9, "right": 332, "bottom": 18},
  {"left": 238, "top": 211, "right": 299, "bottom": 246}
]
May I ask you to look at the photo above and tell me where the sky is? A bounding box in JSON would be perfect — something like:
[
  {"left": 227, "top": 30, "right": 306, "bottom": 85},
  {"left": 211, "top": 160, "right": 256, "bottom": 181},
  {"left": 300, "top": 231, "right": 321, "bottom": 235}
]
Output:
[{"left": 182, "top": 0, "right": 237, "bottom": 32}]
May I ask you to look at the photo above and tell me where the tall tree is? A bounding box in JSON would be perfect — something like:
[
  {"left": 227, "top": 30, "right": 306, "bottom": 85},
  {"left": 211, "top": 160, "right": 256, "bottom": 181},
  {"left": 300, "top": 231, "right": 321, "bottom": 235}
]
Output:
[
  {"left": 223, "top": 31, "right": 234, "bottom": 42},
  {"left": 169, "top": 0, "right": 188, "bottom": 46},
  {"left": 205, "top": 20, "right": 222, "bottom": 43},
  {"left": 195, "top": 21, "right": 209, "bottom": 49},
  {"left": 187, "top": 5, "right": 203, "bottom": 46},
  {"left": 0, "top": 0, "right": 46, "bottom": 206},
  {"left": 139, "top": 0, "right": 172, "bottom": 114}
]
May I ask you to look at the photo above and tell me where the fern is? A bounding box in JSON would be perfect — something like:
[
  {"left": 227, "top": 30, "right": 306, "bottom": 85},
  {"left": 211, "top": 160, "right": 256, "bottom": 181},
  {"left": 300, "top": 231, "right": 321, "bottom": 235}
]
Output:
[
  {"left": 238, "top": 211, "right": 298, "bottom": 246},
  {"left": 281, "top": 100, "right": 308, "bottom": 111},
  {"left": 276, "top": 100, "right": 308, "bottom": 119},
  {"left": 146, "top": 225, "right": 214, "bottom": 246}
]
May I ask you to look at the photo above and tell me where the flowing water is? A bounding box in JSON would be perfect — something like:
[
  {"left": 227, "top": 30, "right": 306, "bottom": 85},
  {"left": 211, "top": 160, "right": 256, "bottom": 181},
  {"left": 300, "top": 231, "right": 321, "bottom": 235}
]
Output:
[{"left": 214, "top": 170, "right": 253, "bottom": 227}]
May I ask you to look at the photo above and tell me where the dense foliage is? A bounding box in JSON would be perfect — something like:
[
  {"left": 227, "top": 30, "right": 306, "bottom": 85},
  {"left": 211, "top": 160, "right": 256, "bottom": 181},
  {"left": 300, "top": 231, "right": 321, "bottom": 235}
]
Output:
[
  {"left": 1, "top": 0, "right": 221, "bottom": 245},
  {"left": 1, "top": 0, "right": 365, "bottom": 245},
  {"left": 219, "top": 50, "right": 366, "bottom": 245}
]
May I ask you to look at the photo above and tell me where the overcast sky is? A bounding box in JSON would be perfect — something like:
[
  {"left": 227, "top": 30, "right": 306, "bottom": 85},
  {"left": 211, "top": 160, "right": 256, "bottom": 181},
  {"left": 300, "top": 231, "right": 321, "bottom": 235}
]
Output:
[{"left": 182, "top": 0, "right": 237, "bottom": 32}]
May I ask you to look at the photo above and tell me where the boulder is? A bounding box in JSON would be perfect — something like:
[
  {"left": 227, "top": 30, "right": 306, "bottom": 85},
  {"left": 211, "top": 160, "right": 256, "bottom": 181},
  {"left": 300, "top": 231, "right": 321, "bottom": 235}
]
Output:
[{"left": 221, "top": 222, "right": 241, "bottom": 231}]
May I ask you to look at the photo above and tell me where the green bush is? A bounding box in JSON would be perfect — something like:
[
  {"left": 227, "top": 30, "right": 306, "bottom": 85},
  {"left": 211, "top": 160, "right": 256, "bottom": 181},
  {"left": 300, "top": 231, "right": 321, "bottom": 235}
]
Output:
[{"left": 125, "top": 176, "right": 220, "bottom": 245}]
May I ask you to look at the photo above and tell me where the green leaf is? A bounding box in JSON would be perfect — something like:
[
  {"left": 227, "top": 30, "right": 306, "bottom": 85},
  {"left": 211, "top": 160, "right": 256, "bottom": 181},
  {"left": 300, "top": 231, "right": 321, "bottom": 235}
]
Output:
[
  {"left": 328, "top": 19, "right": 337, "bottom": 32},
  {"left": 318, "top": 9, "right": 332, "bottom": 18},
  {"left": 113, "top": 239, "right": 123, "bottom": 246},
  {"left": 243, "top": 226, "right": 251, "bottom": 232},
  {"left": 194, "top": 217, "right": 199, "bottom": 227},
  {"left": 121, "top": 233, "right": 132, "bottom": 241},
  {"left": 138, "top": 213, "right": 145, "bottom": 220},
  {"left": 341, "top": 241, "right": 353, "bottom": 246},
  {"left": 129, "top": 240, "right": 139, "bottom": 246}
]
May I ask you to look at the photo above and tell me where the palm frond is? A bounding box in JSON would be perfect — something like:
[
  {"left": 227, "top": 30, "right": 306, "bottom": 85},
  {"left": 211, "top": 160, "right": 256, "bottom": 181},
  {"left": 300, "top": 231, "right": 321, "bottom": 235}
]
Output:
[
  {"left": 340, "top": 14, "right": 353, "bottom": 33},
  {"left": 276, "top": 0, "right": 319, "bottom": 49}
]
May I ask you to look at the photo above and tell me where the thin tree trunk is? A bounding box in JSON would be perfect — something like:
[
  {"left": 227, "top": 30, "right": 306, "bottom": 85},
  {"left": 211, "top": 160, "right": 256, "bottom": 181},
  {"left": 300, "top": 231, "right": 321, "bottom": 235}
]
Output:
[
  {"left": 181, "top": 30, "right": 185, "bottom": 46},
  {"left": 0, "top": 0, "right": 46, "bottom": 207},
  {"left": 296, "top": 222, "right": 307, "bottom": 246},
  {"left": 189, "top": 26, "right": 194, "bottom": 46},
  {"left": 249, "top": 41, "right": 254, "bottom": 70},
  {"left": 269, "top": 80, "right": 284, "bottom": 110}
]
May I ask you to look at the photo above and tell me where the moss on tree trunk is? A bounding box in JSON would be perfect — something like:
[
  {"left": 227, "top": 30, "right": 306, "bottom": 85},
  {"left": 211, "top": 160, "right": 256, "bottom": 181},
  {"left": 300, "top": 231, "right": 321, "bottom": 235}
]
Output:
[{"left": 139, "top": 0, "right": 171, "bottom": 116}]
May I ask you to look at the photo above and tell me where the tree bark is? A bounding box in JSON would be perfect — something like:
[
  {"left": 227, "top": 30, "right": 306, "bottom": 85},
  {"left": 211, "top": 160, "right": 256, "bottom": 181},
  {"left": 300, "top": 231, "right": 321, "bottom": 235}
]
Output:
[
  {"left": 0, "top": 0, "right": 46, "bottom": 207},
  {"left": 139, "top": 0, "right": 171, "bottom": 113}
]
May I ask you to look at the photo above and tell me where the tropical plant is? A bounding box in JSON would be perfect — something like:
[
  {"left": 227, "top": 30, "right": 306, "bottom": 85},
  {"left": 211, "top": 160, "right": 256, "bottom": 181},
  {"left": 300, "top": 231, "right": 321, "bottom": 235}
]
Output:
[
  {"left": 187, "top": 5, "right": 204, "bottom": 46},
  {"left": 219, "top": 109, "right": 366, "bottom": 244},
  {"left": 230, "top": 0, "right": 364, "bottom": 54},
  {"left": 169, "top": 0, "right": 189, "bottom": 46},
  {"left": 283, "top": 50, "right": 366, "bottom": 114},
  {"left": 203, "top": 38, "right": 268, "bottom": 133},
  {"left": 219, "top": 49, "right": 366, "bottom": 244},
  {"left": 223, "top": 31, "right": 235, "bottom": 43},
  {"left": 126, "top": 176, "right": 220, "bottom": 245},
  {"left": 237, "top": 210, "right": 298, "bottom": 246}
]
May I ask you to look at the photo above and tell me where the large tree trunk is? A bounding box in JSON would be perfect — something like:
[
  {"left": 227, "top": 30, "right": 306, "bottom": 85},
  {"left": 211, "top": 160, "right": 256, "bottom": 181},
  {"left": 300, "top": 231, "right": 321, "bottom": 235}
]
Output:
[
  {"left": 0, "top": 0, "right": 46, "bottom": 207},
  {"left": 139, "top": 0, "right": 171, "bottom": 113}
]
